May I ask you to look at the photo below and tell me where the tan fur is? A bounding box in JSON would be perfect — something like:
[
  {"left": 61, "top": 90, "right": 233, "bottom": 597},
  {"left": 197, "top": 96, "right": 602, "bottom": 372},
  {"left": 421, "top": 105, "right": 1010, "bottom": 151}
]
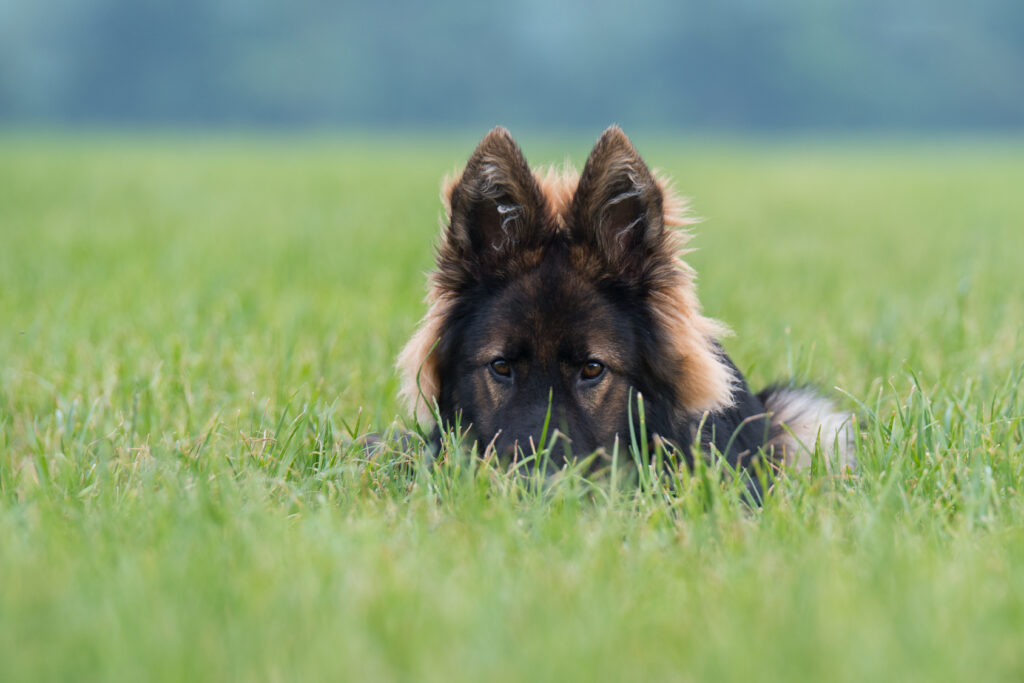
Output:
[
  {"left": 535, "top": 165, "right": 579, "bottom": 229},
  {"left": 396, "top": 288, "right": 453, "bottom": 423},
  {"left": 397, "top": 127, "right": 736, "bottom": 424},
  {"left": 645, "top": 254, "right": 737, "bottom": 413}
]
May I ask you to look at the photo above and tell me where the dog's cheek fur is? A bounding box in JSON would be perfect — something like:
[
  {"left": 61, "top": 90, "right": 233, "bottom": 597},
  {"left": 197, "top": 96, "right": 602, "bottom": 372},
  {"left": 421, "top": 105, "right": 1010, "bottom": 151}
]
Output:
[
  {"left": 454, "top": 370, "right": 501, "bottom": 445},
  {"left": 396, "top": 290, "right": 452, "bottom": 425},
  {"left": 577, "top": 376, "right": 633, "bottom": 451},
  {"left": 429, "top": 286, "right": 525, "bottom": 449}
]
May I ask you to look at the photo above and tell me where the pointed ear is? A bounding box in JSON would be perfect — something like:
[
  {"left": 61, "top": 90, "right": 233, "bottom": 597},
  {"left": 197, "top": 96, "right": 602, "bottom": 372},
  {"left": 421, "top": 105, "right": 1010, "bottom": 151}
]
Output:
[
  {"left": 441, "top": 127, "right": 546, "bottom": 281},
  {"left": 570, "top": 126, "right": 664, "bottom": 279}
]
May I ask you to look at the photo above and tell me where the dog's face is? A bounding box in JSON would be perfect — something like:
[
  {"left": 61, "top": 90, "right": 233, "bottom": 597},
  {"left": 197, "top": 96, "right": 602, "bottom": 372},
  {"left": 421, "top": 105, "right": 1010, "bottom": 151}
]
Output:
[
  {"left": 398, "top": 127, "right": 737, "bottom": 464},
  {"left": 444, "top": 249, "right": 642, "bottom": 461}
]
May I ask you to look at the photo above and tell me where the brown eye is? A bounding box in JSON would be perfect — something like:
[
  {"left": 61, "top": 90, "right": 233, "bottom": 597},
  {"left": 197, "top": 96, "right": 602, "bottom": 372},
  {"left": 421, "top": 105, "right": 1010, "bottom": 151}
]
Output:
[
  {"left": 581, "top": 361, "right": 605, "bottom": 381},
  {"left": 490, "top": 358, "right": 512, "bottom": 378}
]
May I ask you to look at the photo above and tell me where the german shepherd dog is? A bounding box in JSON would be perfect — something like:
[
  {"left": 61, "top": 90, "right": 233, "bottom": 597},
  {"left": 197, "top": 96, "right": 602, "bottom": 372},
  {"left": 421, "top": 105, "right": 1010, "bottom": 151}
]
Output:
[{"left": 398, "top": 126, "right": 853, "bottom": 476}]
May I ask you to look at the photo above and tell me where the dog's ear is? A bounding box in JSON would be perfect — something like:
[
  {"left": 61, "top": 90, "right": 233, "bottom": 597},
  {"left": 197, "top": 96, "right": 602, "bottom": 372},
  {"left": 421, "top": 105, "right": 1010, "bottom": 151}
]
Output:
[
  {"left": 571, "top": 126, "right": 664, "bottom": 280},
  {"left": 440, "top": 127, "right": 546, "bottom": 283}
]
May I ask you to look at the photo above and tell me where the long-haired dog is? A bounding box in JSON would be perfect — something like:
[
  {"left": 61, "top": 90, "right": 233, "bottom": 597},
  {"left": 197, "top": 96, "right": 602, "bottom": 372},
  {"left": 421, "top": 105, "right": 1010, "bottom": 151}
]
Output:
[{"left": 397, "top": 126, "right": 853, "bottom": 475}]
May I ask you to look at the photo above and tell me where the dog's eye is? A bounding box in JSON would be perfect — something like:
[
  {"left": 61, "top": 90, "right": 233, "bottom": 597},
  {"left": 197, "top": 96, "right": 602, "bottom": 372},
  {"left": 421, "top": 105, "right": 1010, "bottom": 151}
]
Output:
[
  {"left": 490, "top": 358, "right": 512, "bottom": 378},
  {"left": 580, "top": 361, "right": 605, "bottom": 381}
]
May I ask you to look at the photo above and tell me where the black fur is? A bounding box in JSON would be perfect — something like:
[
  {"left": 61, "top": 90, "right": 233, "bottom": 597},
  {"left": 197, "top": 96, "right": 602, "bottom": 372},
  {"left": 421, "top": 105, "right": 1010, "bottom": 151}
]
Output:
[{"left": 400, "top": 127, "right": 849, "bottom": 487}]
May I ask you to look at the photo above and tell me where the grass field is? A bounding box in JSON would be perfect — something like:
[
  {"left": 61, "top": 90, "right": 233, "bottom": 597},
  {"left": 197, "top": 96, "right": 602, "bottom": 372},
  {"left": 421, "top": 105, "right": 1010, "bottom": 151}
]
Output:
[{"left": 2, "top": 134, "right": 1023, "bottom": 682}]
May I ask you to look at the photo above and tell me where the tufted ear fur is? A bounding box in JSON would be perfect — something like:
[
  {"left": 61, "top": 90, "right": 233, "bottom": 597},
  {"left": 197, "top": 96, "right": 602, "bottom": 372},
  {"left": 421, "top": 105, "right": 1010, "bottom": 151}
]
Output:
[
  {"left": 437, "top": 126, "right": 548, "bottom": 289},
  {"left": 397, "top": 127, "right": 547, "bottom": 422},
  {"left": 570, "top": 126, "right": 738, "bottom": 415},
  {"left": 570, "top": 125, "right": 665, "bottom": 283}
]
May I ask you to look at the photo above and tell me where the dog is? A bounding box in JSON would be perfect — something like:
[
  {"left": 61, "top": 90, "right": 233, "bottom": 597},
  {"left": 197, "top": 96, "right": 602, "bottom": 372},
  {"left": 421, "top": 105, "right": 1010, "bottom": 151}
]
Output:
[{"left": 397, "top": 126, "right": 854, "bottom": 475}]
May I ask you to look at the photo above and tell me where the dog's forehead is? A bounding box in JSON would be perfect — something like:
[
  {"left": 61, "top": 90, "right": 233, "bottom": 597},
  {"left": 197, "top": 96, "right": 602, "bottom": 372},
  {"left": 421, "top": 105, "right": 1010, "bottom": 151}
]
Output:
[
  {"left": 507, "top": 266, "right": 598, "bottom": 322},
  {"left": 474, "top": 260, "right": 631, "bottom": 363}
]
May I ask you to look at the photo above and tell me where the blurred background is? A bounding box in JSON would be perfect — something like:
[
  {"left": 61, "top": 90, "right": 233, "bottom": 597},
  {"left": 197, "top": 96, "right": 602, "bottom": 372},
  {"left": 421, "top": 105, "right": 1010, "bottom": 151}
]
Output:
[{"left": 2, "top": 0, "right": 1023, "bottom": 133}]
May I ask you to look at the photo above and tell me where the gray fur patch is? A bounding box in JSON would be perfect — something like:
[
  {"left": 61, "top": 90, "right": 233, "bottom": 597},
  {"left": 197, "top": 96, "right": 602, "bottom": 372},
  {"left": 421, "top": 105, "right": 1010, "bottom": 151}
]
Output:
[{"left": 762, "top": 386, "right": 856, "bottom": 470}]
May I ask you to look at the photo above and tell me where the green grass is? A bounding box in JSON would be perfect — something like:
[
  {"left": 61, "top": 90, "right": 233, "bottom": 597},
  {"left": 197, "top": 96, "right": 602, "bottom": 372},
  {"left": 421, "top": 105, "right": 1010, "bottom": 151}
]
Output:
[{"left": 2, "top": 134, "right": 1023, "bottom": 682}]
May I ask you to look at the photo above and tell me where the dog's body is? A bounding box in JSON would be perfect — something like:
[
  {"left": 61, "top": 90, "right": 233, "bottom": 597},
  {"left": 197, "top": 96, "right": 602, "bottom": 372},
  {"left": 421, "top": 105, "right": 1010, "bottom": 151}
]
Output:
[{"left": 398, "top": 127, "right": 853, "bottom": 473}]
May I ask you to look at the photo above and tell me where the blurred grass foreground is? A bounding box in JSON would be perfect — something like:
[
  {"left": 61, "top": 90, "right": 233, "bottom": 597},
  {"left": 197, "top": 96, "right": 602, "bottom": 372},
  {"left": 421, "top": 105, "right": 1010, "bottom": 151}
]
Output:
[{"left": 1, "top": 135, "right": 1024, "bottom": 681}]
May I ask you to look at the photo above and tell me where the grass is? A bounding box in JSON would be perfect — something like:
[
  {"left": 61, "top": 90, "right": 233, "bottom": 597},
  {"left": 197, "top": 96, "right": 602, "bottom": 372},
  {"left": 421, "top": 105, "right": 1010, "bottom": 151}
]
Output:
[{"left": 1, "top": 133, "right": 1023, "bottom": 682}]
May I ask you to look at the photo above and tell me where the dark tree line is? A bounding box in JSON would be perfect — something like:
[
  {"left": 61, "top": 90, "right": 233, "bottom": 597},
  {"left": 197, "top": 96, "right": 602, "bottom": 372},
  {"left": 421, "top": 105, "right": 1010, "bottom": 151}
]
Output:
[{"left": 2, "top": 0, "right": 1022, "bottom": 130}]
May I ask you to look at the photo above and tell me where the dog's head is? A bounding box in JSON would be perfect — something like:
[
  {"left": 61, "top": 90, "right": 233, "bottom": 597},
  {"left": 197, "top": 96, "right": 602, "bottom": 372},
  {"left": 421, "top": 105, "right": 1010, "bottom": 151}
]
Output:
[{"left": 398, "top": 127, "right": 736, "bottom": 463}]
